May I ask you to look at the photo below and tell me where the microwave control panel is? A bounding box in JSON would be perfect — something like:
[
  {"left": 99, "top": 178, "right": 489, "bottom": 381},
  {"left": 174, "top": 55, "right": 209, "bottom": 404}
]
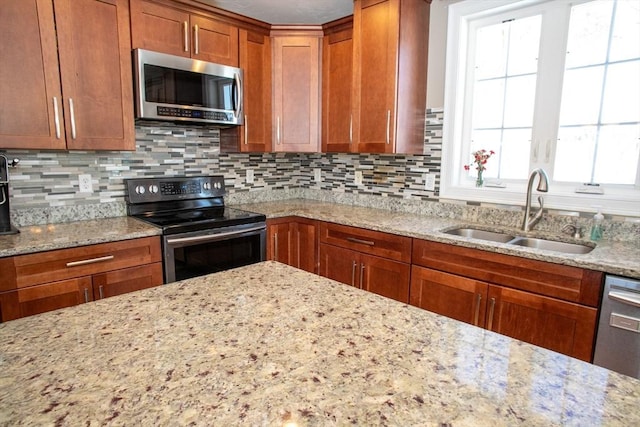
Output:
[{"left": 156, "top": 106, "right": 233, "bottom": 122}]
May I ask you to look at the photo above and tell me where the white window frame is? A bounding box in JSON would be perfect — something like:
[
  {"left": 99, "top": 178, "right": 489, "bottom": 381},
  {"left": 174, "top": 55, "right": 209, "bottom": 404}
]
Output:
[{"left": 441, "top": 0, "right": 640, "bottom": 217}]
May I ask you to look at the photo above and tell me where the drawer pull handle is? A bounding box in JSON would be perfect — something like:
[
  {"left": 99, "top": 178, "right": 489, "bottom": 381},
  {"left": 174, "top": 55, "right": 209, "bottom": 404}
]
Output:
[
  {"left": 359, "top": 263, "right": 365, "bottom": 289},
  {"left": 346, "top": 237, "right": 375, "bottom": 246},
  {"left": 473, "top": 293, "right": 482, "bottom": 326},
  {"left": 66, "top": 255, "right": 114, "bottom": 268},
  {"left": 487, "top": 298, "right": 496, "bottom": 331}
]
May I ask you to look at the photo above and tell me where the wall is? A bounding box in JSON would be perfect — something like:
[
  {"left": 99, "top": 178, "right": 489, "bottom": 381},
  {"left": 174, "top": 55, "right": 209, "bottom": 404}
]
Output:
[{"left": 0, "top": 110, "right": 444, "bottom": 226}]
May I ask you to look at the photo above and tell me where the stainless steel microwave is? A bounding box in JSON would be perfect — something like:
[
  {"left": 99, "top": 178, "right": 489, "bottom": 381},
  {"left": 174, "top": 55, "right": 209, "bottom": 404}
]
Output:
[{"left": 133, "top": 49, "right": 243, "bottom": 126}]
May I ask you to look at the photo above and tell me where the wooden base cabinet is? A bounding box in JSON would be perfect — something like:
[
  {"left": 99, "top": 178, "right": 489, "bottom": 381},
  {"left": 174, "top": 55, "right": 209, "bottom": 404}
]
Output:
[
  {"left": 410, "top": 239, "right": 603, "bottom": 362},
  {"left": 320, "top": 244, "right": 410, "bottom": 303},
  {"left": 267, "top": 218, "right": 318, "bottom": 274},
  {"left": 0, "top": 237, "right": 163, "bottom": 322},
  {"left": 319, "top": 222, "right": 412, "bottom": 303},
  {"left": 0, "top": 0, "right": 135, "bottom": 151}
]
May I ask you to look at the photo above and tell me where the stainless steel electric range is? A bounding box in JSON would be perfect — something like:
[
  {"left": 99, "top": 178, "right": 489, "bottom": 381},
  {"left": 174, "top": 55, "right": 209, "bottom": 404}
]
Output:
[{"left": 125, "top": 175, "right": 266, "bottom": 283}]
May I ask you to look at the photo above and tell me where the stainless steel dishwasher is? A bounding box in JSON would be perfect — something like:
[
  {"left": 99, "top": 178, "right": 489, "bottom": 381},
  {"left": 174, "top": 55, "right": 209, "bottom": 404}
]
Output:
[{"left": 593, "top": 275, "right": 640, "bottom": 379}]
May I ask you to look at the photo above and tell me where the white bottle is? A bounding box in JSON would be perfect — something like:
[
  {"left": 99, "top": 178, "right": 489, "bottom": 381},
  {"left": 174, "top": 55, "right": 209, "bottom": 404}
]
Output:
[{"left": 590, "top": 208, "right": 604, "bottom": 241}]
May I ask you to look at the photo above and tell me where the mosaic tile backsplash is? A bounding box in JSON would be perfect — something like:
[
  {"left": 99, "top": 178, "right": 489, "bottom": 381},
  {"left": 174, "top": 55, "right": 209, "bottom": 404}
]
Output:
[{"left": 2, "top": 108, "right": 638, "bottom": 242}]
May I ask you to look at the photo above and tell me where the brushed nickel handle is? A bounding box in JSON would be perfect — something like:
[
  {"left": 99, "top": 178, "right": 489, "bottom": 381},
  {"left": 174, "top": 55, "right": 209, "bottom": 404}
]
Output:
[
  {"left": 244, "top": 115, "right": 248, "bottom": 144},
  {"left": 274, "top": 232, "right": 279, "bottom": 260},
  {"left": 386, "top": 110, "right": 391, "bottom": 144},
  {"left": 351, "top": 260, "right": 357, "bottom": 286},
  {"left": 276, "top": 117, "right": 281, "bottom": 145},
  {"left": 473, "top": 293, "right": 482, "bottom": 326},
  {"left": 487, "top": 298, "right": 496, "bottom": 331},
  {"left": 84, "top": 288, "right": 89, "bottom": 303},
  {"left": 349, "top": 114, "right": 353, "bottom": 144},
  {"left": 98, "top": 285, "right": 104, "bottom": 299},
  {"left": 359, "top": 263, "right": 365, "bottom": 289},
  {"left": 193, "top": 24, "right": 199, "bottom": 55},
  {"left": 53, "top": 97, "right": 61, "bottom": 139},
  {"left": 66, "top": 255, "right": 114, "bottom": 267},
  {"left": 346, "top": 237, "right": 375, "bottom": 246},
  {"left": 166, "top": 226, "right": 265, "bottom": 245},
  {"left": 69, "top": 98, "right": 76, "bottom": 139},
  {"left": 183, "top": 21, "right": 189, "bottom": 52}
]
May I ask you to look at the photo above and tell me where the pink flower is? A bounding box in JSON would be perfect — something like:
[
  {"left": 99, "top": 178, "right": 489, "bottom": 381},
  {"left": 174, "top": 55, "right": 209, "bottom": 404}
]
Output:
[{"left": 465, "top": 149, "right": 495, "bottom": 172}]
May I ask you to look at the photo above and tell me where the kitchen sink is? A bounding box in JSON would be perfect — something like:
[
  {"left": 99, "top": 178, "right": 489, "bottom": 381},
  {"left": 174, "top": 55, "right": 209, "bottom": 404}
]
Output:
[
  {"left": 443, "top": 227, "right": 595, "bottom": 254},
  {"left": 508, "top": 237, "right": 595, "bottom": 254},
  {"left": 444, "top": 228, "right": 515, "bottom": 243}
]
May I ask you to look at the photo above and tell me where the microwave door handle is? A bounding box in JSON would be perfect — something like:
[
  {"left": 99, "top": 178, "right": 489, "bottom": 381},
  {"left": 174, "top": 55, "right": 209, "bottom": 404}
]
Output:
[{"left": 234, "top": 73, "right": 242, "bottom": 119}]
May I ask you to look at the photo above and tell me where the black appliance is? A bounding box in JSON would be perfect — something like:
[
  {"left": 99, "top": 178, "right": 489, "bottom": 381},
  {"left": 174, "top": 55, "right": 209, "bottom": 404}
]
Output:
[
  {"left": 0, "top": 155, "right": 19, "bottom": 235},
  {"left": 125, "top": 175, "right": 265, "bottom": 283}
]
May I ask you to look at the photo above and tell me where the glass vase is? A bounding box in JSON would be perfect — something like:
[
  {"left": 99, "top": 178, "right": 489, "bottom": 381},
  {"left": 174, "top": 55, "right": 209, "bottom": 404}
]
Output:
[{"left": 475, "top": 170, "right": 484, "bottom": 187}]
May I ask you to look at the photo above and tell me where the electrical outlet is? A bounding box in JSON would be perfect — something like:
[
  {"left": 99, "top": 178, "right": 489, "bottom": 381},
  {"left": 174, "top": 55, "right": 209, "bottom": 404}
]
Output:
[
  {"left": 354, "top": 170, "right": 363, "bottom": 185},
  {"left": 424, "top": 173, "right": 436, "bottom": 191},
  {"left": 246, "top": 169, "right": 254, "bottom": 184},
  {"left": 314, "top": 168, "right": 322, "bottom": 183},
  {"left": 78, "top": 174, "right": 93, "bottom": 193}
]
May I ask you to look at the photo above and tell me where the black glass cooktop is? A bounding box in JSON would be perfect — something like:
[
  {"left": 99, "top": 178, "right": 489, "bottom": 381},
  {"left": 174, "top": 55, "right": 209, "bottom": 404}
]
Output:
[{"left": 133, "top": 206, "right": 266, "bottom": 235}]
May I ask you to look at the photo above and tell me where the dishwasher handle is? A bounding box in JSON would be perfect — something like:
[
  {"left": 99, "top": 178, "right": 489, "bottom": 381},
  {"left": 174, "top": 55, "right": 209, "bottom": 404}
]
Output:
[{"left": 609, "top": 290, "right": 640, "bottom": 308}]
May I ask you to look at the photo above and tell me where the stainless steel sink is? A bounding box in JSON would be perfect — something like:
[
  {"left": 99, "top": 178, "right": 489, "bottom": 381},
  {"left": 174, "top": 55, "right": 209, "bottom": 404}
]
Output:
[
  {"left": 508, "top": 237, "right": 594, "bottom": 254},
  {"left": 444, "top": 228, "right": 515, "bottom": 243},
  {"left": 443, "top": 227, "right": 595, "bottom": 254}
]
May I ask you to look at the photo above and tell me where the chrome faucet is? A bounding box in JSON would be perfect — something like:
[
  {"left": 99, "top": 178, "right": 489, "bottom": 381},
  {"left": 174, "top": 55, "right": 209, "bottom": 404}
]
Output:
[{"left": 522, "top": 168, "right": 549, "bottom": 232}]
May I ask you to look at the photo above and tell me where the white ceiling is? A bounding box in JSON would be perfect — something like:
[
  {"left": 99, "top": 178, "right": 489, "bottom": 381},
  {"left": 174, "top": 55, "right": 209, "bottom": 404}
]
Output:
[{"left": 201, "top": 0, "right": 354, "bottom": 25}]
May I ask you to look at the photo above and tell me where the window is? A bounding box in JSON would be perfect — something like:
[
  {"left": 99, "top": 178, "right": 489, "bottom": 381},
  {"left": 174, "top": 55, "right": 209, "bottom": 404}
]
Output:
[{"left": 442, "top": 0, "right": 640, "bottom": 216}]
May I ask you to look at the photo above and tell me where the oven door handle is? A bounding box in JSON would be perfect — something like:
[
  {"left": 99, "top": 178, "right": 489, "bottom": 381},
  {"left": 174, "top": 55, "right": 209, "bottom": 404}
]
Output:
[{"left": 165, "top": 225, "right": 265, "bottom": 245}]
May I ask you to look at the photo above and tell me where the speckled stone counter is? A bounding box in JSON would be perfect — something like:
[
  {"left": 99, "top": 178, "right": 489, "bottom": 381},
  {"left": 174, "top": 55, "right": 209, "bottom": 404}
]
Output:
[
  {"left": 0, "top": 262, "right": 638, "bottom": 425},
  {"left": 233, "top": 199, "right": 640, "bottom": 280},
  {"left": 0, "top": 217, "right": 161, "bottom": 257}
]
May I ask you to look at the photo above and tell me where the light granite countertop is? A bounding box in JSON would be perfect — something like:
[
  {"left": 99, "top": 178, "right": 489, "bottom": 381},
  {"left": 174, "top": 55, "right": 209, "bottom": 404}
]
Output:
[
  {"left": 0, "top": 199, "right": 637, "bottom": 280},
  {"left": 233, "top": 199, "right": 640, "bottom": 280},
  {"left": 0, "top": 216, "right": 161, "bottom": 257},
  {"left": 0, "top": 261, "right": 638, "bottom": 425}
]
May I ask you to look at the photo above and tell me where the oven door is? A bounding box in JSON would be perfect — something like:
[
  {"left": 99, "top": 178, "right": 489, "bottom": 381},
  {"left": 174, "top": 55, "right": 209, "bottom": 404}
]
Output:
[{"left": 162, "top": 222, "right": 266, "bottom": 283}]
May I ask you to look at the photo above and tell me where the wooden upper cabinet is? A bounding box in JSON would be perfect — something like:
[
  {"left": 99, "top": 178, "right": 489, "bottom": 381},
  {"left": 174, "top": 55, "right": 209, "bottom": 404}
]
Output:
[
  {"left": 130, "top": 0, "right": 239, "bottom": 66},
  {"left": 272, "top": 30, "right": 322, "bottom": 153},
  {"left": 322, "top": 18, "right": 354, "bottom": 153},
  {"left": 238, "top": 29, "right": 272, "bottom": 152},
  {"left": 352, "top": 0, "right": 429, "bottom": 154},
  {"left": 0, "top": 0, "right": 134, "bottom": 151}
]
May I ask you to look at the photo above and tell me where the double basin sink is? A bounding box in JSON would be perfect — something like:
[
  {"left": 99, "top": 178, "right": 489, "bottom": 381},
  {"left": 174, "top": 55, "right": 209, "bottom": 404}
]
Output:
[{"left": 444, "top": 227, "right": 595, "bottom": 255}]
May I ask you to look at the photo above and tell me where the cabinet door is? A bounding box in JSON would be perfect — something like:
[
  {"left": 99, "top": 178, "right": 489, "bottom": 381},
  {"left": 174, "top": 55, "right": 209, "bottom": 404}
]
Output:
[
  {"left": 319, "top": 244, "right": 359, "bottom": 288},
  {"left": 93, "top": 263, "right": 163, "bottom": 300},
  {"left": 352, "top": 0, "right": 399, "bottom": 153},
  {"left": 191, "top": 14, "right": 238, "bottom": 66},
  {"left": 0, "top": 0, "right": 65, "bottom": 149},
  {"left": 0, "top": 277, "right": 92, "bottom": 322},
  {"left": 267, "top": 218, "right": 318, "bottom": 274},
  {"left": 272, "top": 35, "right": 321, "bottom": 152},
  {"left": 487, "top": 286, "right": 598, "bottom": 362},
  {"left": 322, "top": 21, "right": 354, "bottom": 152},
  {"left": 130, "top": 0, "right": 191, "bottom": 57},
  {"left": 361, "top": 253, "right": 410, "bottom": 303},
  {"left": 238, "top": 29, "right": 272, "bottom": 152},
  {"left": 410, "top": 266, "right": 488, "bottom": 327},
  {"left": 54, "top": 0, "right": 135, "bottom": 150},
  {"left": 268, "top": 221, "right": 293, "bottom": 265}
]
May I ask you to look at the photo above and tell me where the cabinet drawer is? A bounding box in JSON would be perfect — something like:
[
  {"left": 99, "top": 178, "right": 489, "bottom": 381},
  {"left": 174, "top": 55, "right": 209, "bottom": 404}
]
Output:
[
  {"left": 412, "top": 239, "right": 603, "bottom": 307},
  {"left": 319, "top": 222, "right": 411, "bottom": 263},
  {"left": 9, "top": 237, "right": 162, "bottom": 289}
]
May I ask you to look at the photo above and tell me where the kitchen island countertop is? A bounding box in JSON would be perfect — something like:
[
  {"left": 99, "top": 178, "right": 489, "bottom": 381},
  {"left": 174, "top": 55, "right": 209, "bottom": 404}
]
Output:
[{"left": 0, "top": 261, "right": 638, "bottom": 425}]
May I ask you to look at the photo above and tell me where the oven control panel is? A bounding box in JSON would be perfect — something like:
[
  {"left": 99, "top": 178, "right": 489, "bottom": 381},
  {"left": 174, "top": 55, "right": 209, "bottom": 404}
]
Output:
[{"left": 125, "top": 176, "right": 225, "bottom": 203}]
